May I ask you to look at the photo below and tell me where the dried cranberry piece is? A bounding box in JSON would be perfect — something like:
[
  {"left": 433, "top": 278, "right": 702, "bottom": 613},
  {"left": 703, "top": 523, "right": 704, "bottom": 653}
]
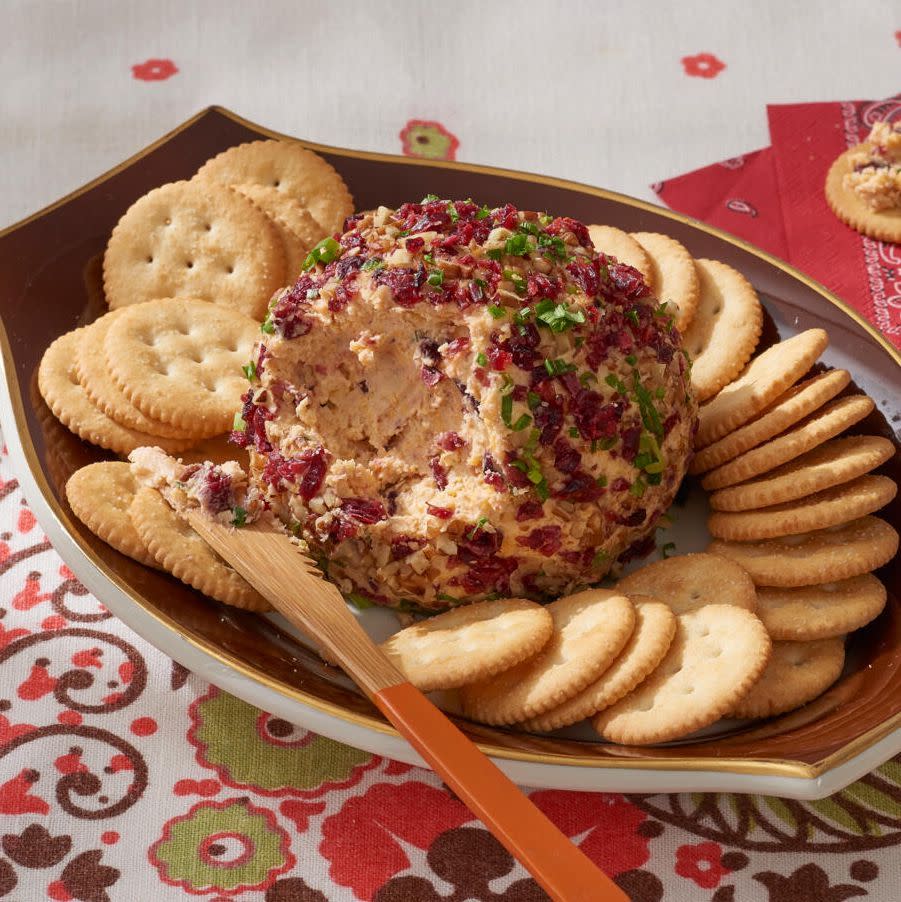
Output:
[
  {"left": 546, "top": 216, "right": 591, "bottom": 247},
  {"left": 526, "top": 272, "right": 560, "bottom": 299},
  {"left": 453, "top": 555, "right": 519, "bottom": 595},
  {"left": 261, "top": 447, "right": 329, "bottom": 501},
  {"left": 444, "top": 336, "right": 471, "bottom": 357},
  {"left": 553, "top": 439, "right": 581, "bottom": 474},
  {"left": 486, "top": 345, "right": 512, "bottom": 371},
  {"left": 613, "top": 508, "right": 647, "bottom": 528},
  {"left": 516, "top": 525, "right": 563, "bottom": 556},
  {"left": 390, "top": 536, "right": 424, "bottom": 559},
  {"left": 404, "top": 236, "right": 425, "bottom": 253},
  {"left": 572, "top": 390, "right": 621, "bottom": 441},
  {"left": 482, "top": 453, "right": 506, "bottom": 491},
  {"left": 503, "top": 453, "right": 532, "bottom": 488},
  {"left": 515, "top": 500, "right": 544, "bottom": 521},
  {"left": 554, "top": 471, "right": 604, "bottom": 503},
  {"left": 566, "top": 259, "right": 600, "bottom": 297},
  {"left": 340, "top": 497, "right": 386, "bottom": 524},
  {"left": 230, "top": 392, "right": 272, "bottom": 452},
  {"left": 436, "top": 431, "right": 465, "bottom": 451},
  {"left": 457, "top": 525, "right": 503, "bottom": 563},
  {"left": 421, "top": 366, "right": 443, "bottom": 386},
  {"left": 663, "top": 411, "right": 680, "bottom": 436},
  {"left": 429, "top": 456, "right": 448, "bottom": 490},
  {"left": 334, "top": 255, "right": 364, "bottom": 280},
  {"left": 198, "top": 468, "right": 233, "bottom": 514},
  {"left": 620, "top": 426, "right": 642, "bottom": 463},
  {"left": 427, "top": 503, "right": 454, "bottom": 519},
  {"left": 608, "top": 262, "right": 650, "bottom": 299},
  {"left": 611, "top": 477, "right": 630, "bottom": 492},
  {"left": 374, "top": 265, "right": 426, "bottom": 307},
  {"left": 618, "top": 534, "right": 657, "bottom": 564},
  {"left": 505, "top": 323, "right": 540, "bottom": 369},
  {"left": 533, "top": 401, "right": 564, "bottom": 446}
]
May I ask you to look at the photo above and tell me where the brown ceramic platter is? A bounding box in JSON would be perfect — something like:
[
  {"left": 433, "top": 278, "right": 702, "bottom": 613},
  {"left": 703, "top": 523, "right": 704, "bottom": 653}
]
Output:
[{"left": 1, "top": 107, "right": 898, "bottom": 798}]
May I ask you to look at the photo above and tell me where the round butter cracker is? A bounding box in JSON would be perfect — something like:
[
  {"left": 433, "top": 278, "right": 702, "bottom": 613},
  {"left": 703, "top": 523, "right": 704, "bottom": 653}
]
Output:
[
  {"left": 129, "top": 486, "right": 269, "bottom": 610},
  {"left": 630, "top": 231, "right": 700, "bottom": 332},
  {"left": 709, "top": 434, "right": 895, "bottom": 511},
  {"left": 459, "top": 589, "right": 635, "bottom": 726},
  {"left": 103, "top": 179, "right": 286, "bottom": 320},
  {"left": 66, "top": 462, "right": 159, "bottom": 568},
  {"left": 695, "top": 328, "right": 829, "bottom": 448},
  {"left": 681, "top": 258, "right": 762, "bottom": 402},
  {"left": 616, "top": 552, "right": 757, "bottom": 615},
  {"left": 380, "top": 598, "right": 553, "bottom": 692},
  {"left": 756, "top": 575, "right": 887, "bottom": 641},
  {"left": 196, "top": 139, "right": 353, "bottom": 235},
  {"left": 825, "top": 145, "right": 901, "bottom": 244},
  {"left": 103, "top": 298, "right": 259, "bottom": 437},
  {"left": 593, "top": 605, "right": 771, "bottom": 745},
  {"left": 729, "top": 638, "right": 846, "bottom": 719},
  {"left": 708, "top": 516, "right": 899, "bottom": 587},
  {"left": 707, "top": 474, "right": 897, "bottom": 541},
  {"left": 37, "top": 328, "right": 195, "bottom": 456},
  {"left": 522, "top": 599, "right": 676, "bottom": 733}
]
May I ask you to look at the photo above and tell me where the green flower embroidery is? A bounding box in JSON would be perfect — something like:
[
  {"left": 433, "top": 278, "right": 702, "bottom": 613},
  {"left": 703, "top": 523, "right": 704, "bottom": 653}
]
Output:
[
  {"left": 399, "top": 120, "right": 460, "bottom": 160},
  {"left": 150, "top": 797, "right": 294, "bottom": 893},
  {"left": 188, "top": 688, "right": 374, "bottom": 795}
]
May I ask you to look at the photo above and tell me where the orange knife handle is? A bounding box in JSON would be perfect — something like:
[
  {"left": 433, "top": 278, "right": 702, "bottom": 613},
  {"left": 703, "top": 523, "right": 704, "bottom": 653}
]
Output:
[{"left": 373, "top": 681, "right": 627, "bottom": 902}]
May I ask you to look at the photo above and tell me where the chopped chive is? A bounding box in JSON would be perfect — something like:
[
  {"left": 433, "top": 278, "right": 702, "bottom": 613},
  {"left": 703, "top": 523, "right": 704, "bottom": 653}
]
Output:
[
  {"left": 362, "top": 257, "right": 383, "bottom": 271},
  {"left": 504, "top": 232, "right": 530, "bottom": 256},
  {"left": 629, "top": 477, "right": 647, "bottom": 498},
  {"left": 446, "top": 202, "right": 460, "bottom": 222},
  {"left": 527, "top": 391, "right": 541, "bottom": 410},
  {"left": 534, "top": 479, "right": 549, "bottom": 501},
  {"left": 232, "top": 412, "right": 247, "bottom": 431},
  {"left": 535, "top": 301, "right": 586, "bottom": 333},
  {"left": 231, "top": 506, "right": 247, "bottom": 527},
  {"left": 347, "top": 592, "right": 375, "bottom": 610},
  {"left": 569, "top": 426, "right": 580, "bottom": 438},
  {"left": 467, "top": 516, "right": 489, "bottom": 539},
  {"left": 476, "top": 205, "right": 491, "bottom": 220},
  {"left": 661, "top": 542, "right": 676, "bottom": 559},
  {"left": 242, "top": 361, "right": 257, "bottom": 381},
  {"left": 427, "top": 269, "right": 444, "bottom": 287},
  {"left": 655, "top": 386, "right": 666, "bottom": 399},
  {"left": 595, "top": 474, "right": 608, "bottom": 487},
  {"left": 625, "top": 307, "right": 640, "bottom": 326},
  {"left": 476, "top": 352, "right": 488, "bottom": 367},
  {"left": 518, "top": 220, "right": 540, "bottom": 236},
  {"left": 605, "top": 373, "right": 627, "bottom": 393},
  {"left": 579, "top": 371, "right": 598, "bottom": 388},
  {"left": 501, "top": 392, "right": 514, "bottom": 425},
  {"left": 591, "top": 549, "right": 609, "bottom": 568},
  {"left": 488, "top": 305, "right": 506, "bottom": 319},
  {"left": 544, "top": 358, "right": 576, "bottom": 376},
  {"left": 625, "top": 354, "right": 637, "bottom": 365},
  {"left": 511, "top": 413, "right": 532, "bottom": 431},
  {"left": 260, "top": 317, "right": 275, "bottom": 334},
  {"left": 302, "top": 236, "right": 341, "bottom": 271},
  {"left": 421, "top": 193, "right": 440, "bottom": 203},
  {"left": 423, "top": 253, "right": 434, "bottom": 264},
  {"left": 487, "top": 248, "right": 503, "bottom": 261}
]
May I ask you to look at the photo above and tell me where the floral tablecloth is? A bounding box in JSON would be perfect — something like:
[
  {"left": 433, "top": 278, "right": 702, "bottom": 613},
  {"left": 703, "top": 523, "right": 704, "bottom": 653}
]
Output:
[{"left": 2, "top": 2, "right": 900, "bottom": 900}]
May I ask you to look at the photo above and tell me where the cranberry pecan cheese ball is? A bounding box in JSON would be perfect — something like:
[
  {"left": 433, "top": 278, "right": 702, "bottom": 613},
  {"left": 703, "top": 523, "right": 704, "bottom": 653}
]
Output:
[{"left": 232, "top": 198, "right": 696, "bottom": 611}]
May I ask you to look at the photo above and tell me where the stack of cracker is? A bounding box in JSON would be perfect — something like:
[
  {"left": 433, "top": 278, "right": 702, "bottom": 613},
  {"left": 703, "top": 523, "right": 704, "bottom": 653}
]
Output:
[{"left": 692, "top": 328, "right": 898, "bottom": 718}]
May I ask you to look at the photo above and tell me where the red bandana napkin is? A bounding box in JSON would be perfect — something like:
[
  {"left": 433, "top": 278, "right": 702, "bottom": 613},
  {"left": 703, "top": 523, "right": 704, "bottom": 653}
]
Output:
[{"left": 654, "top": 96, "right": 901, "bottom": 349}]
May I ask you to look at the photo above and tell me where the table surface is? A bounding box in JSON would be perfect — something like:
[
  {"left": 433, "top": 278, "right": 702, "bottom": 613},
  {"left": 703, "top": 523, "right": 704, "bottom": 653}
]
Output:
[{"left": 1, "top": 2, "right": 899, "bottom": 901}]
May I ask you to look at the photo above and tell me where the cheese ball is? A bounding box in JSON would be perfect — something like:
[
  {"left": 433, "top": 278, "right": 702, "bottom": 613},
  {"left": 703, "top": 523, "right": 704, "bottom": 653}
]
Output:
[{"left": 233, "top": 199, "right": 697, "bottom": 610}]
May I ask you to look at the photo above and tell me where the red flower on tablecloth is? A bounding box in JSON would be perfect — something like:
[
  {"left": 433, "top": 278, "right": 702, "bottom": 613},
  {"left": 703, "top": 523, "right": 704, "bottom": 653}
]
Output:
[
  {"left": 400, "top": 120, "right": 459, "bottom": 160},
  {"left": 131, "top": 59, "right": 179, "bottom": 81},
  {"left": 675, "top": 840, "right": 730, "bottom": 889},
  {"left": 528, "top": 791, "right": 650, "bottom": 877},
  {"left": 681, "top": 53, "right": 726, "bottom": 79},
  {"left": 320, "top": 781, "right": 472, "bottom": 899}
]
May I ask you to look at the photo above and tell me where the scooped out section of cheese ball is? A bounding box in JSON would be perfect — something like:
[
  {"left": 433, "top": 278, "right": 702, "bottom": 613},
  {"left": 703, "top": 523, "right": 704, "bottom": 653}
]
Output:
[{"left": 232, "top": 199, "right": 697, "bottom": 610}]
